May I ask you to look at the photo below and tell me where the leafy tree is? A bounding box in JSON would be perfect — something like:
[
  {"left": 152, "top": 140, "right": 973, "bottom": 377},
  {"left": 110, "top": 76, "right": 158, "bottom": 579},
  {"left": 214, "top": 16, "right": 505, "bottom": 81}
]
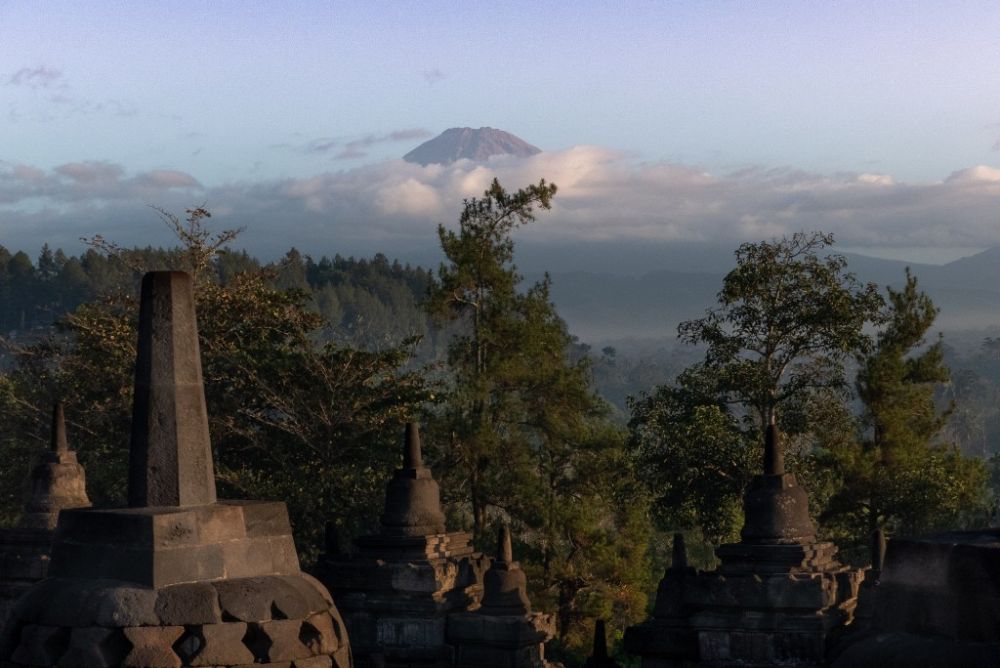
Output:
[
  {"left": 628, "top": 364, "right": 756, "bottom": 545},
  {"left": 819, "top": 270, "right": 991, "bottom": 556},
  {"left": 677, "top": 231, "right": 882, "bottom": 432},
  {"left": 630, "top": 232, "right": 883, "bottom": 564}
]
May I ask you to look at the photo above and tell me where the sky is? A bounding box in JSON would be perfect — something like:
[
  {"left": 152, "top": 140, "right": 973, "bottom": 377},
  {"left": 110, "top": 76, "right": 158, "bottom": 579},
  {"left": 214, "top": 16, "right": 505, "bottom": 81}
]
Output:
[{"left": 3, "top": 1, "right": 1000, "bottom": 265}]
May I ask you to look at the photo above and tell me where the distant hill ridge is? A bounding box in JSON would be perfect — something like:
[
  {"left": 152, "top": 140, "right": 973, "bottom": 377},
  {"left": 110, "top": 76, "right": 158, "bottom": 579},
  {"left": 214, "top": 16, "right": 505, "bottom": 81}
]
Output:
[{"left": 403, "top": 127, "right": 541, "bottom": 165}]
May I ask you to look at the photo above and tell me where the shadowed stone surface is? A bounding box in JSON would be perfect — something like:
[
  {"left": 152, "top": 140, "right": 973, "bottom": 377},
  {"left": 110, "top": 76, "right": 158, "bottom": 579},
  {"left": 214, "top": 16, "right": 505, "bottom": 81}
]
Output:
[
  {"left": 447, "top": 525, "right": 558, "bottom": 668},
  {"left": 0, "top": 403, "right": 91, "bottom": 627},
  {"left": 317, "top": 423, "right": 486, "bottom": 667},
  {"left": 626, "top": 425, "right": 862, "bottom": 667},
  {"left": 582, "top": 620, "right": 620, "bottom": 668},
  {"left": 0, "top": 271, "right": 351, "bottom": 668},
  {"left": 832, "top": 529, "right": 1000, "bottom": 667}
]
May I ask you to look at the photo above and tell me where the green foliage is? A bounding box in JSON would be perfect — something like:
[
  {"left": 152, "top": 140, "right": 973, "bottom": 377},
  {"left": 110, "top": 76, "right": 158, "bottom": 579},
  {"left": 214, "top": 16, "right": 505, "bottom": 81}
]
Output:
[
  {"left": 632, "top": 232, "right": 880, "bottom": 549},
  {"left": 628, "top": 365, "right": 756, "bottom": 545},
  {"left": 819, "top": 270, "right": 992, "bottom": 560},
  {"left": 678, "top": 231, "right": 882, "bottom": 431},
  {"left": 424, "top": 178, "right": 651, "bottom": 661}
]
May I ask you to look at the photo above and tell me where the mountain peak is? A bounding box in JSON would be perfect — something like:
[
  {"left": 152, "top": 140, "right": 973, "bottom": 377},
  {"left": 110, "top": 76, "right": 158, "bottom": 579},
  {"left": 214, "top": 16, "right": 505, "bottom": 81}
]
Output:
[{"left": 403, "top": 127, "right": 541, "bottom": 166}]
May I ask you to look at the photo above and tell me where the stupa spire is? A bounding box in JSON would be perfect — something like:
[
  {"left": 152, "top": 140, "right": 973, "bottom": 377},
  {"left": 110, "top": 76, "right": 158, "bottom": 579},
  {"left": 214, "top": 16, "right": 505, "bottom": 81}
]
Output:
[
  {"left": 50, "top": 402, "right": 68, "bottom": 453},
  {"left": 763, "top": 420, "right": 784, "bottom": 475},
  {"left": 404, "top": 421, "right": 422, "bottom": 468}
]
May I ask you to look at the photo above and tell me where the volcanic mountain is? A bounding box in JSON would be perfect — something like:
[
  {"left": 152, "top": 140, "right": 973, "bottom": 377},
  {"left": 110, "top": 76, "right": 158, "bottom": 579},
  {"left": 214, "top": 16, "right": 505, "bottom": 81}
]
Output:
[{"left": 403, "top": 127, "right": 541, "bottom": 166}]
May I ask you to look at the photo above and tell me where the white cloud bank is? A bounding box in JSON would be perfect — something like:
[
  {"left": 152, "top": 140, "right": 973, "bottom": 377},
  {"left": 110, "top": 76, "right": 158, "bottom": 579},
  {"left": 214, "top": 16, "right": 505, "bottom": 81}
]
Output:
[{"left": 3, "top": 147, "right": 1000, "bottom": 257}]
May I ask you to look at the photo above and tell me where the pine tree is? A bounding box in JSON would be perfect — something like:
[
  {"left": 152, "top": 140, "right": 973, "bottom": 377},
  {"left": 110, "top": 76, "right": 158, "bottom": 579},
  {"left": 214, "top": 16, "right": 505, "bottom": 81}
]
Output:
[{"left": 821, "top": 269, "right": 991, "bottom": 557}]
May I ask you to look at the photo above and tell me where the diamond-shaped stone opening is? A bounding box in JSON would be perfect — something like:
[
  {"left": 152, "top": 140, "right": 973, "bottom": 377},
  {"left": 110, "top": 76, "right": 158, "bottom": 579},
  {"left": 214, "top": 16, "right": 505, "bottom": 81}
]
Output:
[
  {"left": 299, "top": 619, "right": 323, "bottom": 654},
  {"left": 242, "top": 622, "right": 272, "bottom": 661},
  {"left": 172, "top": 626, "right": 204, "bottom": 664}
]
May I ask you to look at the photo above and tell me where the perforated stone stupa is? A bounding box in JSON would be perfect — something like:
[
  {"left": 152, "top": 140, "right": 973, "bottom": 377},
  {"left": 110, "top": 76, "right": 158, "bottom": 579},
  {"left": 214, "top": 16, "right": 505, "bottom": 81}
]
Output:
[
  {"left": 0, "top": 271, "right": 351, "bottom": 668},
  {"left": 0, "top": 403, "right": 91, "bottom": 625},
  {"left": 317, "top": 423, "right": 487, "bottom": 667},
  {"left": 626, "top": 424, "right": 863, "bottom": 667}
]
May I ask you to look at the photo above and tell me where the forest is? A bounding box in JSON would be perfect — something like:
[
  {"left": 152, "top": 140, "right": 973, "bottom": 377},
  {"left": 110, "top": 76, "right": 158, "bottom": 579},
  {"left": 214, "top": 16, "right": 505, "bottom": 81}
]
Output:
[{"left": 0, "top": 182, "right": 998, "bottom": 666}]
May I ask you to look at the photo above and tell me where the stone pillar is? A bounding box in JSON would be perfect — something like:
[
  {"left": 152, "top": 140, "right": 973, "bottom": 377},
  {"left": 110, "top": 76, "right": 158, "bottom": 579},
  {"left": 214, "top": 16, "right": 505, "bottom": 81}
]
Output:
[
  {"left": 626, "top": 425, "right": 863, "bottom": 667},
  {"left": 448, "top": 525, "right": 557, "bottom": 668},
  {"left": 1, "top": 271, "right": 352, "bottom": 668},
  {"left": 317, "top": 423, "right": 488, "bottom": 667},
  {"left": 0, "top": 403, "right": 91, "bottom": 627}
]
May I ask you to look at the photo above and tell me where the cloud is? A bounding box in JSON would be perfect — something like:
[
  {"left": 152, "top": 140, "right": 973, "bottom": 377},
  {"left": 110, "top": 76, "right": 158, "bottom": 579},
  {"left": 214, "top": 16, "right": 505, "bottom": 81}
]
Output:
[
  {"left": 7, "top": 66, "right": 64, "bottom": 89},
  {"left": 422, "top": 68, "right": 446, "bottom": 84},
  {"left": 304, "top": 128, "right": 433, "bottom": 160},
  {"left": 0, "top": 161, "right": 201, "bottom": 205},
  {"left": 4, "top": 150, "right": 1000, "bottom": 260}
]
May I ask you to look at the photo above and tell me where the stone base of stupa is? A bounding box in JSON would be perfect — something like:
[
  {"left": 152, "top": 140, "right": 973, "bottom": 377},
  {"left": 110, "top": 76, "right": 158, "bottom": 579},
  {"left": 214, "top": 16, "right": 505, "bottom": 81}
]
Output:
[
  {"left": 1, "top": 572, "right": 348, "bottom": 667},
  {"left": 447, "top": 610, "right": 557, "bottom": 668},
  {"left": 319, "top": 531, "right": 487, "bottom": 667},
  {"left": 0, "top": 501, "right": 352, "bottom": 667}
]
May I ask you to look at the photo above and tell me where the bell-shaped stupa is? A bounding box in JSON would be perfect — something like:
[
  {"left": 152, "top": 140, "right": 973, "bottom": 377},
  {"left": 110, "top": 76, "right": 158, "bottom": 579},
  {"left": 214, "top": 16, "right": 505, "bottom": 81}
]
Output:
[
  {"left": 318, "top": 422, "right": 487, "bottom": 667},
  {"left": 448, "top": 524, "right": 557, "bottom": 668}
]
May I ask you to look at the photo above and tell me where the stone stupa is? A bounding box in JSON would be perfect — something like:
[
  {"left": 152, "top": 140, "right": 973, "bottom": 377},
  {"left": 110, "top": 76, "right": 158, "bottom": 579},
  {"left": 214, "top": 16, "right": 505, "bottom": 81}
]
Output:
[
  {"left": 0, "top": 403, "right": 91, "bottom": 625},
  {"left": 317, "top": 423, "right": 487, "bottom": 667},
  {"left": 626, "top": 423, "right": 863, "bottom": 667},
  {"left": 0, "top": 271, "right": 351, "bottom": 667},
  {"left": 447, "top": 525, "right": 557, "bottom": 668}
]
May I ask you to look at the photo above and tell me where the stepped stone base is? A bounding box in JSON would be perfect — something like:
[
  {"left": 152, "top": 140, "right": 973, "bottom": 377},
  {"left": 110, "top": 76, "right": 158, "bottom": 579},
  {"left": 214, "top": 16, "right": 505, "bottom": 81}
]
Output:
[
  {"left": 49, "top": 500, "right": 299, "bottom": 587},
  {"left": 448, "top": 611, "right": 557, "bottom": 668},
  {"left": 319, "top": 531, "right": 487, "bottom": 667}
]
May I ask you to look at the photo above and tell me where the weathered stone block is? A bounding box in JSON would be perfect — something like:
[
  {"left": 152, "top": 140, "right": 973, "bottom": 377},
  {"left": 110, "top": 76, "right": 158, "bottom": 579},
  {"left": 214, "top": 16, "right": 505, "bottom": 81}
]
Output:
[
  {"left": 249, "top": 620, "right": 312, "bottom": 662},
  {"left": 155, "top": 581, "right": 222, "bottom": 625},
  {"left": 187, "top": 621, "right": 256, "bottom": 666},
  {"left": 94, "top": 582, "right": 160, "bottom": 627},
  {"left": 122, "top": 625, "right": 184, "bottom": 668}
]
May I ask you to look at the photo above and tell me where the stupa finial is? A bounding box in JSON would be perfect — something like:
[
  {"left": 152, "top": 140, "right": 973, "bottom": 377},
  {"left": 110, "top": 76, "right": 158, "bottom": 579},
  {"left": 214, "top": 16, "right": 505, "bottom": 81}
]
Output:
[
  {"left": 672, "top": 532, "right": 688, "bottom": 570},
  {"left": 404, "top": 422, "right": 422, "bottom": 468},
  {"left": 763, "top": 420, "right": 784, "bottom": 476},
  {"left": 51, "top": 402, "right": 68, "bottom": 453}
]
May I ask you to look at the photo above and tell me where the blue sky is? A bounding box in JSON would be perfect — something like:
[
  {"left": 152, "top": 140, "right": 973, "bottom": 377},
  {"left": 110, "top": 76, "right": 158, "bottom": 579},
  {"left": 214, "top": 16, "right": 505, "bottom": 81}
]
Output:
[{"left": 3, "top": 1, "right": 1000, "bottom": 262}]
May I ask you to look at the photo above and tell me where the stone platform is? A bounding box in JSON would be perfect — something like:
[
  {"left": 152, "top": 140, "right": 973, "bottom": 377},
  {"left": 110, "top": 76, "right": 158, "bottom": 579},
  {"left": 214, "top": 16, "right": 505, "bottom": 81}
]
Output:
[{"left": 833, "top": 528, "right": 1000, "bottom": 667}]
